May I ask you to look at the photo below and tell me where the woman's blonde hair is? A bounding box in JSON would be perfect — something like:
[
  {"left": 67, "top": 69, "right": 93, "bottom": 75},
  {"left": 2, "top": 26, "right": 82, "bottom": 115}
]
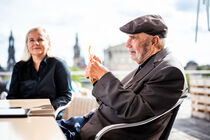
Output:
[{"left": 22, "top": 27, "right": 54, "bottom": 61}]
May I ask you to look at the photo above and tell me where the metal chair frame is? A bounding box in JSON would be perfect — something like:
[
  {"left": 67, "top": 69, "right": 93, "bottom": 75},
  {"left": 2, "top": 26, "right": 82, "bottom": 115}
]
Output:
[{"left": 95, "top": 96, "right": 186, "bottom": 140}]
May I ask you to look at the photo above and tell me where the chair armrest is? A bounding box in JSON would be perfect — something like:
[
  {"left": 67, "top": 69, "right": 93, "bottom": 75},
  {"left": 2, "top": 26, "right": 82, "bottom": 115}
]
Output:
[
  {"left": 95, "top": 97, "right": 186, "bottom": 140},
  {"left": 54, "top": 100, "right": 71, "bottom": 118},
  {"left": 0, "top": 91, "right": 8, "bottom": 100}
]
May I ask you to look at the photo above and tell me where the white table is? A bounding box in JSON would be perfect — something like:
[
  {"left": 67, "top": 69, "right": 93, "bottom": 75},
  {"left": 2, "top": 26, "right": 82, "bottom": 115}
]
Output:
[
  {"left": 0, "top": 99, "right": 66, "bottom": 140},
  {"left": 0, "top": 99, "right": 55, "bottom": 116},
  {"left": 0, "top": 117, "right": 66, "bottom": 140}
]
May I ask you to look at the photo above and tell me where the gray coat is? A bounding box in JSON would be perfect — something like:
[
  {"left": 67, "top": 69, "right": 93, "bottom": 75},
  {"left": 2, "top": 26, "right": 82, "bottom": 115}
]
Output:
[{"left": 80, "top": 48, "right": 188, "bottom": 140}]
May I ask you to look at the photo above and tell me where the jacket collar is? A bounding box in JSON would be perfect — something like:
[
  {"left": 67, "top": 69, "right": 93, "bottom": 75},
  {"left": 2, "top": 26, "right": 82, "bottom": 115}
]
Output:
[{"left": 124, "top": 48, "right": 170, "bottom": 88}]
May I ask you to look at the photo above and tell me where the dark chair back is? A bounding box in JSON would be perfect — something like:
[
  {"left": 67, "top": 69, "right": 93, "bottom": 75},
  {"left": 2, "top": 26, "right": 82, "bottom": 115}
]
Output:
[{"left": 159, "top": 104, "right": 181, "bottom": 140}]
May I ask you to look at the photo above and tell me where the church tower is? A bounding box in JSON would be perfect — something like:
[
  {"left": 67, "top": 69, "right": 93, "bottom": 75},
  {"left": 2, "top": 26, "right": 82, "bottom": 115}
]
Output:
[
  {"left": 73, "top": 33, "right": 86, "bottom": 69},
  {"left": 73, "top": 33, "right": 80, "bottom": 59},
  {"left": 7, "top": 31, "right": 16, "bottom": 72}
]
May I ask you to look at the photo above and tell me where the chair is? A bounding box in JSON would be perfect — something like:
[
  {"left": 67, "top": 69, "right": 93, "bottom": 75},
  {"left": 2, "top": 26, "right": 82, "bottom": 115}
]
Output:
[
  {"left": 0, "top": 79, "right": 8, "bottom": 99},
  {"left": 95, "top": 96, "right": 187, "bottom": 140},
  {"left": 0, "top": 91, "right": 8, "bottom": 100},
  {"left": 54, "top": 100, "right": 71, "bottom": 119},
  {"left": 64, "top": 95, "right": 99, "bottom": 120}
]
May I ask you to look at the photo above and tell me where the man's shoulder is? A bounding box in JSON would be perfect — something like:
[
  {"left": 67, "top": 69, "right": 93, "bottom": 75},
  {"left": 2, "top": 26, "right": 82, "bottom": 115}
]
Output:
[
  {"left": 156, "top": 48, "right": 182, "bottom": 67},
  {"left": 164, "top": 53, "right": 183, "bottom": 69}
]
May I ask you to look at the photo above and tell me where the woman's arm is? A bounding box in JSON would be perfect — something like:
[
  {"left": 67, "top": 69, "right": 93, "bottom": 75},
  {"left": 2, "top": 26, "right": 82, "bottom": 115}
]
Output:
[
  {"left": 7, "top": 62, "right": 21, "bottom": 99},
  {"left": 52, "top": 59, "right": 72, "bottom": 109}
]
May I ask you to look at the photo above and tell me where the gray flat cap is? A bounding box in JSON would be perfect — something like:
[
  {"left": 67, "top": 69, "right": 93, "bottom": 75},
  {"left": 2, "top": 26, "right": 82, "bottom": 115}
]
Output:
[{"left": 120, "top": 15, "right": 168, "bottom": 38}]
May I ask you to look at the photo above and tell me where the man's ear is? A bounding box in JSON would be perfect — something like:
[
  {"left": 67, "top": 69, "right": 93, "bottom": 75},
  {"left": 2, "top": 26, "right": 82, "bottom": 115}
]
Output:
[
  {"left": 152, "top": 38, "right": 155, "bottom": 45},
  {"left": 152, "top": 36, "right": 159, "bottom": 45}
]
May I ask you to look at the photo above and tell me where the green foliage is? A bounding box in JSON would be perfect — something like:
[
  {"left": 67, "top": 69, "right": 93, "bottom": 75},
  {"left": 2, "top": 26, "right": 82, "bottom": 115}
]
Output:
[
  {"left": 201, "top": 74, "right": 210, "bottom": 76},
  {"left": 185, "top": 74, "right": 190, "bottom": 90},
  {"left": 1, "top": 75, "right": 10, "bottom": 81},
  {"left": 197, "top": 65, "right": 210, "bottom": 70},
  {"left": 197, "top": 65, "right": 210, "bottom": 76},
  {"left": 70, "top": 66, "right": 85, "bottom": 83}
]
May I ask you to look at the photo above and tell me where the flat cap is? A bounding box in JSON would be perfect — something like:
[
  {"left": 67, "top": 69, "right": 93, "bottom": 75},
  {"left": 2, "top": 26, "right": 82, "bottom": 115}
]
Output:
[{"left": 120, "top": 15, "right": 168, "bottom": 38}]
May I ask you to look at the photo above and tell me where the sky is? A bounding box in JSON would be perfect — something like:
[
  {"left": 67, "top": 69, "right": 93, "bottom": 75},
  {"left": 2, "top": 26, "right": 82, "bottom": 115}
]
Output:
[{"left": 0, "top": 0, "right": 209, "bottom": 68}]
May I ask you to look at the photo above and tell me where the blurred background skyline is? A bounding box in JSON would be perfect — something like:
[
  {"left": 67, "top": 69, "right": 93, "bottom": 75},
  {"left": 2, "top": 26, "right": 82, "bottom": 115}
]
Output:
[{"left": 0, "top": 0, "right": 209, "bottom": 68}]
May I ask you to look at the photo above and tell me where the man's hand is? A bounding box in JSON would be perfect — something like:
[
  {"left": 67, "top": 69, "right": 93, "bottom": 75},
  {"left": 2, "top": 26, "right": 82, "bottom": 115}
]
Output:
[{"left": 85, "top": 55, "right": 108, "bottom": 81}]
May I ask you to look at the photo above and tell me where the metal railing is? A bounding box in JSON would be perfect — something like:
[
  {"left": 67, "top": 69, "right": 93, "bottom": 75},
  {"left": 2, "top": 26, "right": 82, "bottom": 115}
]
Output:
[
  {"left": 185, "top": 70, "right": 210, "bottom": 74},
  {"left": 1, "top": 70, "right": 210, "bottom": 77}
]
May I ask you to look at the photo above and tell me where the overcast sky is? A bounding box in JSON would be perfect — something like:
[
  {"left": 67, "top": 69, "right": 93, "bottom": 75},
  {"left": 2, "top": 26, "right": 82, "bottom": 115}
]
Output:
[{"left": 0, "top": 0, "right": 209, "bottom": 68}]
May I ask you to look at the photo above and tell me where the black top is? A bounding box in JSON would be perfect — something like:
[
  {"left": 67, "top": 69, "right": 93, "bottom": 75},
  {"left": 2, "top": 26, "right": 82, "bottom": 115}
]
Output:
[{"left": 7, "top": 56, "right": 72, "bottom": 110}]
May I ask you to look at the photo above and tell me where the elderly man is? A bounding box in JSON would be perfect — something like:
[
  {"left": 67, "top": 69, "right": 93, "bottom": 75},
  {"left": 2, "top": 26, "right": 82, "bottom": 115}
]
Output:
[{"left": 58, "top": 14, "right": 188, "bottom": 140}]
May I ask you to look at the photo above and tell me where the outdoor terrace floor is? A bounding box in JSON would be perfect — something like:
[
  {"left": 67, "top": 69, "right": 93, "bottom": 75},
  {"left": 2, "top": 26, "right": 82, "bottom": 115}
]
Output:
[{"left": 169, "top": 97, "right": 210, "bottom": 140}]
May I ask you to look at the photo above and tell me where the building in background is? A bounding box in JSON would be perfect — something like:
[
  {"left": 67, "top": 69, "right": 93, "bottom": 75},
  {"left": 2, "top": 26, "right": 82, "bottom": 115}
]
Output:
[
  {"left": 104, "top": 43, "right": 138, "bottom": 71},
  {"left": 185, "top": 60, "right": 198, "bottom": 70},
  {"left": 73, "top": 33, "right": 86, "bottom": 69},
  {"left": 7, "top": 31, "right": 16, "bottom": 72}
]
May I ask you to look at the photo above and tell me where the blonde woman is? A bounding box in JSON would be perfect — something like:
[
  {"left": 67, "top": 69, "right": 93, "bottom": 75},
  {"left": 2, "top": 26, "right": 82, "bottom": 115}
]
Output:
[{"left": 7, "top": 27, "right": 72, "bottom": 119}]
